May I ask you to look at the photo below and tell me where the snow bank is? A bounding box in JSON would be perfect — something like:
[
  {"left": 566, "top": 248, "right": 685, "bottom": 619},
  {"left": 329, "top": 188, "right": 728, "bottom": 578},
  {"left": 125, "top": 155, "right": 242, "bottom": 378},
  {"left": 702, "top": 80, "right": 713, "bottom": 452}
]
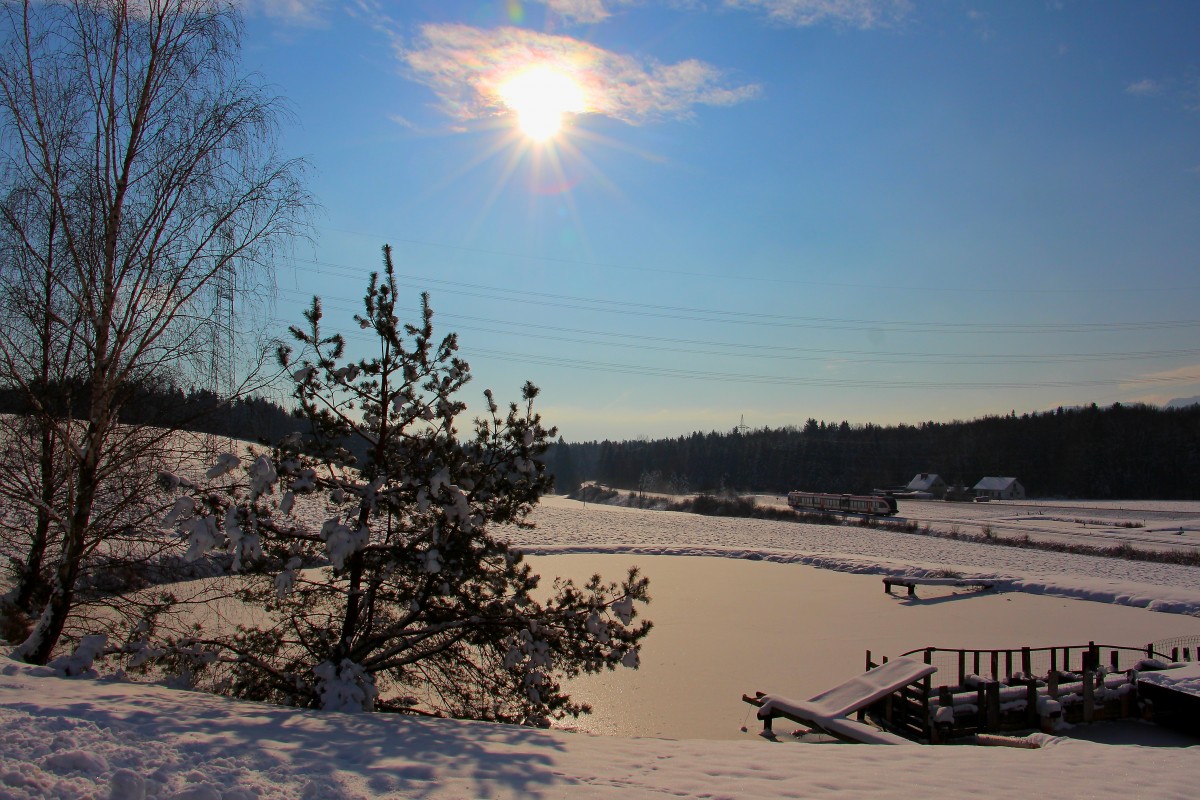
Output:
[{"left": 1, "top": 658, "right": 1197, "bottom": 800}]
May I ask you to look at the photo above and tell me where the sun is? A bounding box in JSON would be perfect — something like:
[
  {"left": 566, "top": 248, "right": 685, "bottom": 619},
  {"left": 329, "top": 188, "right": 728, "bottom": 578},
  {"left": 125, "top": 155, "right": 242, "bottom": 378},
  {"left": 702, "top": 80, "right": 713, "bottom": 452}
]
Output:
[{"left": 497, "top": 64, "right": 586, "bottom": 142}]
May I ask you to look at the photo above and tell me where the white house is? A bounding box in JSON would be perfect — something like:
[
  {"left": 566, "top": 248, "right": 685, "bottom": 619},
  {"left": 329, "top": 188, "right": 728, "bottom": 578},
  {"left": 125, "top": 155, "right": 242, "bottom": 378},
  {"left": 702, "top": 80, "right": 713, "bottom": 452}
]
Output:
[
  {"left": 906, "top": 473, "right": 947, "bottom": 498},
  {"left": 973, "top": 476, "right": 1025, "bottom": 500}
]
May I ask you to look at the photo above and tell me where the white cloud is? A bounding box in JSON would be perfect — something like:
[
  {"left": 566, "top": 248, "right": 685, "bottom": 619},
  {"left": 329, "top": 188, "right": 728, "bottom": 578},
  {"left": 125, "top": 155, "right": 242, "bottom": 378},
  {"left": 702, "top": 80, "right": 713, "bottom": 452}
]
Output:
[
  {"left": 1185, "top": 76, "right": 1200, "bottom": 112},
  {"left": 399, "top": 24, "right": 760, "bottom": 125},
  {"left": 1126, "top": 364, "right": 1200, "bottom": 385},
  {"left": 1125, "top": 78, "right": 1163, "bottom": 97},
  {"left": 723, "top": 0, "right": 912, "bottom": 28},
  {"left": 524, "top": 0, "right": 910, "bottom": 28},
  {"left": 535, "top": 0, "right": 617, "bottom": 24},
  {"left": 240, "top": 0, "right": 330, "bottom": 25}
]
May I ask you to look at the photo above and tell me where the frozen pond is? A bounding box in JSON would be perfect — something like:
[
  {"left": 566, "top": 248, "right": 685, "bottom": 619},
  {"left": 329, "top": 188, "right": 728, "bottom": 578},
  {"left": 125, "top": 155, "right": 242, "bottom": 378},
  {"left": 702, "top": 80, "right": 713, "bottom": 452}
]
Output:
[{"left": 528, "top": 553, "right": 1200, "bottom": 741}]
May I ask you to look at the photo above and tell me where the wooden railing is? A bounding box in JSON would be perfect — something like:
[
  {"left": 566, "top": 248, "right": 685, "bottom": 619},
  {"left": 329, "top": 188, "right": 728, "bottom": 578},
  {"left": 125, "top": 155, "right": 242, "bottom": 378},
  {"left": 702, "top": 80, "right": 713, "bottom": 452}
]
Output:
[{"left": 862, "top": 640, "right": 1193, "bottom": 742}]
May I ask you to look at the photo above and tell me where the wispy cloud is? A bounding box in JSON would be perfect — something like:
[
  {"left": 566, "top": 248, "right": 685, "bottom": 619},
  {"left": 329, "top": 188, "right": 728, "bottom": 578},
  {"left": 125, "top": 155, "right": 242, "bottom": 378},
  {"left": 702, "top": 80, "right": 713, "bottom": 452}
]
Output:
[
  {"left": 532, "top": 0, "right": 619, "bottom": 24},
  {"left": 1185, "top": 75, "right": 1200, "bottom": 112},
  {"left": 240, "top": 0, "right": 331, "bottom": 25},
  {"left": 1120, "top": 363, "right": 1200, "bottom": 392},
  {"left": 723, "top": 0, "right": 912, "bottom": 28},
  {"left": 1125, "top": 78, "right": 1164, "bottom": 97},
  {"left": 399, "top": 24, "right": 760, "bottom": 125},
  {"left": 526, "top": 0, "right": 911, "bottom": 28}
]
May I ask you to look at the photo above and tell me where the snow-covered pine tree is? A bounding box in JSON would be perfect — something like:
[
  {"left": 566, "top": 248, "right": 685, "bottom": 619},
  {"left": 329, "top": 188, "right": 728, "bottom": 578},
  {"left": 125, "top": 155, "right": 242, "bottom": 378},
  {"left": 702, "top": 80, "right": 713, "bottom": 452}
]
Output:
[{"left": 162, "top": 245, "right": 650, "bottom": 725}]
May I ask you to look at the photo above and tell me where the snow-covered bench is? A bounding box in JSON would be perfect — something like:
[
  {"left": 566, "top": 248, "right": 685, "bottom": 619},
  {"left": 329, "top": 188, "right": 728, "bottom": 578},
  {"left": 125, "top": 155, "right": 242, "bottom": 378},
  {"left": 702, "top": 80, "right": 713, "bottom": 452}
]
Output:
[
  {"left": 883, "top": 576, "right": 997, "bottom": 597},
  {"left": 743, "top": 656, "right": 937, "bottom": 745}
]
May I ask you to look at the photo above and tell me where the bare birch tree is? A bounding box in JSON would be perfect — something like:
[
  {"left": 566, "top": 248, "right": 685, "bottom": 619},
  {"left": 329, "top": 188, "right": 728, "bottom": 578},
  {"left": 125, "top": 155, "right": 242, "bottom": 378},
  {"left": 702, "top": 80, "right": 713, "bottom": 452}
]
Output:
[{"left": 0, "top": 0, "right": 309, "bottom": 663}]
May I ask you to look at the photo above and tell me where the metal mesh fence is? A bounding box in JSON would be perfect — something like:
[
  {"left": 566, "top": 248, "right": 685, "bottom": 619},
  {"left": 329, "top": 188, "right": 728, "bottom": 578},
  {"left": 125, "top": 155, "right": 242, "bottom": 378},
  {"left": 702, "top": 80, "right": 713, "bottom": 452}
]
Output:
[{"left": 1151, "top": 635, "right": 1200, "bottom": 662}]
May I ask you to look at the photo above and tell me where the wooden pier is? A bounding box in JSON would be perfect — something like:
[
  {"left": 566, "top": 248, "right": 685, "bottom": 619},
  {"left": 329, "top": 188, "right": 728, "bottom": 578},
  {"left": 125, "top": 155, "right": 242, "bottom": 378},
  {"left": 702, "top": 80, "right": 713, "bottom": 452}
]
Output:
[
  {"left": 862, "top": 640, "right": 1198, "bottom": 743},
  {"left": 744, "top": 637, "right": 1200, "bottom": 745}
]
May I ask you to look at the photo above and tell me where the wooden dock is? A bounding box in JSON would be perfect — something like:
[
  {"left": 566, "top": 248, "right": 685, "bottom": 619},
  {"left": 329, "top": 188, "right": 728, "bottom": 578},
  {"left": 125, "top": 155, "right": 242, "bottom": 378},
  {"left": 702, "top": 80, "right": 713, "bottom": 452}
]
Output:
[
  {"left": 743, "top": 638, "right": 1199, "bottom": 744},
  {"left": 861, "top": 640, "right": 1199, "bottom": 743}
]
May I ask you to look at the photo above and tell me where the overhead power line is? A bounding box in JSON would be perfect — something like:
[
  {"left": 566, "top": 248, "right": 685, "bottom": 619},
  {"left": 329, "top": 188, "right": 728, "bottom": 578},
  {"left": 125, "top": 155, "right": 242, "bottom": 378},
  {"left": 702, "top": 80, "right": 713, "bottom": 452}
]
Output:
[
  {"left": 464, "top": 347, "right": 1200, "bottom": 390},
  {"left": 281, "top": 258, "right": 1200, "bottom": 335},
  {"left": 268, "top": 315, "right": 1200, "bottom": 392},
  {"left": 317, "top": 225, "right": 1200, "bottom": 296}
]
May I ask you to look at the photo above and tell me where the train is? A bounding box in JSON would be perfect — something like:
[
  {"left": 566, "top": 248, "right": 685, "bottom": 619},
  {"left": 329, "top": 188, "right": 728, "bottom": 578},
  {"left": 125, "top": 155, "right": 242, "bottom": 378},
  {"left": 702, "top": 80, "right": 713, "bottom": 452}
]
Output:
[{"left": 786, "top": 491, "right": 899, "bottom": 516}]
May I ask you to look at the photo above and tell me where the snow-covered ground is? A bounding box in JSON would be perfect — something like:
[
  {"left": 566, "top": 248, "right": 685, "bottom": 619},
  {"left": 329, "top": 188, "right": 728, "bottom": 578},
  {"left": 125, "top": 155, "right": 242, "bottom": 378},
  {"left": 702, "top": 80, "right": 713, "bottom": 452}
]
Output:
[
  {"left": 515, "top": 496, "right": 1200, "bottom": 614},
  {"left": 3, "top": 656, "right": 1200, "bottom": 800},
  {"left": 4, "top": 495, "right": 1200, "bottom": 798},
  {"left": 751, "top": 494, "right": 1200, "bottom": 554}
]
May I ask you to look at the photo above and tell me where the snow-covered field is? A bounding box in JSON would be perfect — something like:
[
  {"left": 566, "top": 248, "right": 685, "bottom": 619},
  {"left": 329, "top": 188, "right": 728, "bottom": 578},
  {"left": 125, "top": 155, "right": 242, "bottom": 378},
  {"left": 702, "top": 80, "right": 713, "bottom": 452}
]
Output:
[
  {"left": 516, "top": 496, "right": 1200, "bottom": 612},
  {"left": 3, "top": 495, "right": 1200, "bottom": 798},
  {"left": 752, "top": 494, "right": 1200, "bottom": 554}
]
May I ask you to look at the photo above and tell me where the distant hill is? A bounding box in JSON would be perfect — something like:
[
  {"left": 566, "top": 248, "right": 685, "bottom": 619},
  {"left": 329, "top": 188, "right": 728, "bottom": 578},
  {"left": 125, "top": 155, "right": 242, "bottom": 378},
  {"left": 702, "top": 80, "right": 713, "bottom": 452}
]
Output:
[{"left": 1165, "top": 396, "right": 1200, "bottom": 409}]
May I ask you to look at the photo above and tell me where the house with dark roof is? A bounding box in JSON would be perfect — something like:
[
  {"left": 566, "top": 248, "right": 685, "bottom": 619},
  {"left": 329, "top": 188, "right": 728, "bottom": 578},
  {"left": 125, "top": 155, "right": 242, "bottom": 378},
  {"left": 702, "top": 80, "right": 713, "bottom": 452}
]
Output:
[{"left": 973, "top": 476, "right": 1025, "bottom": 500}]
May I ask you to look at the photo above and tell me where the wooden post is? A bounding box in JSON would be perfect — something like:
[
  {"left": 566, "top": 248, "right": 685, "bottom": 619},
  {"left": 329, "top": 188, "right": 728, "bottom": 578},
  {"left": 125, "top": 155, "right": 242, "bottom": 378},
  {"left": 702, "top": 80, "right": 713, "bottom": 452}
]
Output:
[
  {"left": 1047, "top": 670, "right": 1059, "bottom": 698},
  {"left": 1050, "top": 648, "right": 1058, "bottom": 675},
  {"left": 973, "top": 651, "right": 981, "bottom": 676},
  {"left": 1021, "top": 647, "right": 1031, "bottom": 677},
  {"left": 986, "top": 681, "right": 1001, "bottom": 730},
  {"left": 975, "top": 683, "right": 986, "bottom": 731},
  {"left": 922, "top": 674, "right": 933, "bottom": 741},
  {"left": 1172, "top": 647, "right": 1179, "bottom": 662},
  {"left": 1025, "top": 679, "right": 1038, "bottom": 727},
  {"left": 1082, "top": 669, "right": 1095, "bottom": 723},
  {"left": 991, "top": 651, "right": 1000, "bottom": 681},
  {"left": 1110, "top": 650, "right": 1119, "bottom": 672},
  {"left": 1005, "top": 651, "right": 1013, "bottom": 680},
  {"left": 866, "top": 650, "right": 872, "bottom": 671},
  {"left": 958, "top": 650, "right": 966, "bottom": 687}
]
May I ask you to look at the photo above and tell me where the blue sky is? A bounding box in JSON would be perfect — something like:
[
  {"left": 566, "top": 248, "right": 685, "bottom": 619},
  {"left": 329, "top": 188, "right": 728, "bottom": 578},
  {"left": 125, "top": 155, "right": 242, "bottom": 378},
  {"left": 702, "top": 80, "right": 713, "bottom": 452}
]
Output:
[{"left": 238, "top": 1, "right": 1200, "bottom": 442}]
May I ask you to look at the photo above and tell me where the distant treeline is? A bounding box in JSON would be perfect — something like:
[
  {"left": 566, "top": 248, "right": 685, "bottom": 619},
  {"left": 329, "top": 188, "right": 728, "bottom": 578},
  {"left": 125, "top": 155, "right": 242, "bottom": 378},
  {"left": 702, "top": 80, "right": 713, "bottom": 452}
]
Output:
[
  {"left": 544, "top": 403, "right": 1200, "bottom": 500},
  {"left": 0, "top": 380, "right": 305, "bottom": 445},
  {"left": 7, "top": 385, "right": 1197, "bottom": 500}
]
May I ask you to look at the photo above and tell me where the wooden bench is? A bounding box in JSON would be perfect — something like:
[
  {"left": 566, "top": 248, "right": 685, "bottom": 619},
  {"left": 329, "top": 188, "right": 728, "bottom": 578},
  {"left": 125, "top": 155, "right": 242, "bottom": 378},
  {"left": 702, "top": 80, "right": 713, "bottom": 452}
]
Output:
[{"left": 883, "top": 577, "right": 997, "bottom": 597}]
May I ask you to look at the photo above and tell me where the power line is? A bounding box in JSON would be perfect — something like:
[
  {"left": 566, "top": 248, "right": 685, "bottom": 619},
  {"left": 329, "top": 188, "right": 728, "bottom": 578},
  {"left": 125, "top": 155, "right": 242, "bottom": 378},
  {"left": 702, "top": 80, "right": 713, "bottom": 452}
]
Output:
[
  {"left": 272, "top": 288, "right": 1200, "bottom": 366},
  {"left": 316, "top": 224, "right": 1200, "bottom": 296},
  {"left": 280, "top": 258, "right": 1200, "bottom": 335},
  {"left": 462, "top": 346, "right": 1200, "bottom": 390},
  {"left": 268, "top": 312, "right": 1200, "bottom": 390}
]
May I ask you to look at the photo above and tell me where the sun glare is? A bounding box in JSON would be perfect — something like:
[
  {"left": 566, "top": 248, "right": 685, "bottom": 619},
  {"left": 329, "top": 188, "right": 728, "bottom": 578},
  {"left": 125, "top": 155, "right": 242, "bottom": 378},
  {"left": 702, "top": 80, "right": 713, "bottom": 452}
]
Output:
[{"left": 498, "top": 65, "right": 586, "bottom": 142}]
